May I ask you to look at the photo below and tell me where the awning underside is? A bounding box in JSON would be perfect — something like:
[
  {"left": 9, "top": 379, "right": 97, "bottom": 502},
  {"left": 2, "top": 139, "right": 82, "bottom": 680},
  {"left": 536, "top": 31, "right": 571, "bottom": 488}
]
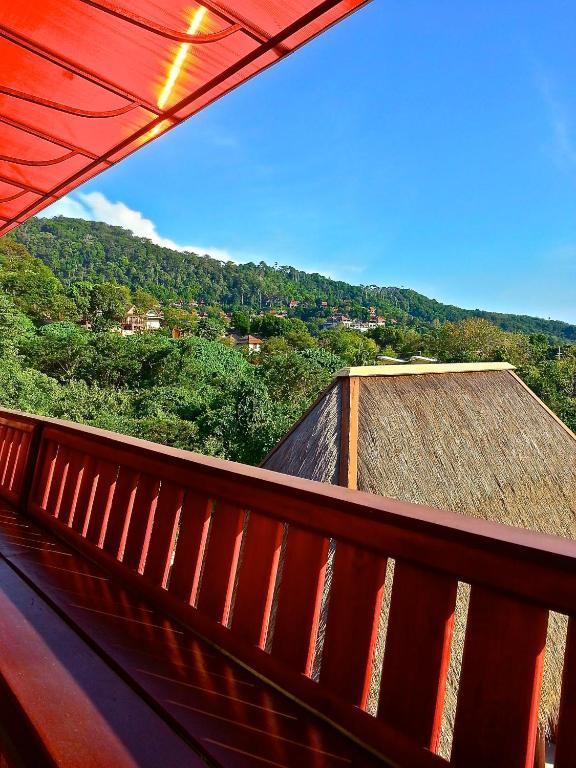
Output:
[{"left": 0, "top": 0, "right": 366, "bottom": 236}]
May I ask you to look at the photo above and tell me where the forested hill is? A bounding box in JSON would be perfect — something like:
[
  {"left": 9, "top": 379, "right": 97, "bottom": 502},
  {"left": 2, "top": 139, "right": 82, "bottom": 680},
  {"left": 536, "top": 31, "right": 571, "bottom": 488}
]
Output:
[{"left": 15, "top": 216, "right": 576, "bottom": 340}]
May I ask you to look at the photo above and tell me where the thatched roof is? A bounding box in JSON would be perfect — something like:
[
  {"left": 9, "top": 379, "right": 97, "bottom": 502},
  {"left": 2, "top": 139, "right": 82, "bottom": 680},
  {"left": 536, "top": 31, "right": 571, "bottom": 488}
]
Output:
[
  {"left": 264, "top": 362, "right": 576, "bottom": 530},
  {"left": 262, "top": 363, "right": 576, "bottom": 755}
]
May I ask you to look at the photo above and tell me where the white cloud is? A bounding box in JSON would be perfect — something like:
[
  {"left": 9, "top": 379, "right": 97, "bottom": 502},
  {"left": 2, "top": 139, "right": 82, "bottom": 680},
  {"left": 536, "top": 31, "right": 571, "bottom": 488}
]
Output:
[
  {"left": 38, "top": 191, "right": 235, "bottom": 262},
  {"left": 40, "top": 196, "right": 92, "bottom": 219}
]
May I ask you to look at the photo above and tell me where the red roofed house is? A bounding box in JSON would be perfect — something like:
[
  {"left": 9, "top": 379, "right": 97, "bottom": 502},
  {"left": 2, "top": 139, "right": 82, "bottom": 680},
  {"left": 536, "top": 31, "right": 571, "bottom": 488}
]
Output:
[{"left": 235, "top": 334, "right": 263, "bottom": 353}]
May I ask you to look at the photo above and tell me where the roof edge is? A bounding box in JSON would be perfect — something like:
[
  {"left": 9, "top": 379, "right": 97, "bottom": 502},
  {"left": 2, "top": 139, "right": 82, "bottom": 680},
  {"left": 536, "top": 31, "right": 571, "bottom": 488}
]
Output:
[
  {"left": 335, "top": 362, "right": 516, "bottom": 377},
  {"left": 508, "top": 371, "right": 576, "bottom": 444},
  {"left": 259, "top": 377, "right": 341, "bottom": 467}
]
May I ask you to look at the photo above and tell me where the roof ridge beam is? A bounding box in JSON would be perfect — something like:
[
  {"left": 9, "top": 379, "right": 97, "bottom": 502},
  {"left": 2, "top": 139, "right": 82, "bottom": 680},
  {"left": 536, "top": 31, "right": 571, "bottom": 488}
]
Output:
[{"left": 336, "top": 362, "right": 516, "bottom": 377}]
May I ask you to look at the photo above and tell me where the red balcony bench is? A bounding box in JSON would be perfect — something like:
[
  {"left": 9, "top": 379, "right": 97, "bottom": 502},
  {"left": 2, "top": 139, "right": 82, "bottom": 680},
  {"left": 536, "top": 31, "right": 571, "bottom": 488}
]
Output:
[{"left": 1, "top": 408, "right": 576, "bottom": 767}]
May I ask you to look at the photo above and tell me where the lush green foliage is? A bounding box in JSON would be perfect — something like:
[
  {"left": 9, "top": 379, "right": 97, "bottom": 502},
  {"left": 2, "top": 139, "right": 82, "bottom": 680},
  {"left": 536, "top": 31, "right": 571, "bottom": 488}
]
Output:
[{"left": 1, "top": 222, "right": 576, "bottom": 465}]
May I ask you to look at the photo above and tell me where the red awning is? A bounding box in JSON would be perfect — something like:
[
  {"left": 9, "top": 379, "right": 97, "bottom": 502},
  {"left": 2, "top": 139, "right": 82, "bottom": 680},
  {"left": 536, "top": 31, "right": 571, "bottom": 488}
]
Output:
[{"left": 0, "top": 0, "right": 367, "bottom": 236}]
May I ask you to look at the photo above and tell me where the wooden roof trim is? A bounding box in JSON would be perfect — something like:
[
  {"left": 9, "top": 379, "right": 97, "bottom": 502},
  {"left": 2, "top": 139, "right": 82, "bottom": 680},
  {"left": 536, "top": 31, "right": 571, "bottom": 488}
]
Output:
[
  {"left": 338, "top": 376, "right": 359, "bottom": 489},
  {"left": 507, "top": 370, "right": 576, "bottom": 444},
  {"left": 336, "top": 362, "right": 516, "bottom": 378}
]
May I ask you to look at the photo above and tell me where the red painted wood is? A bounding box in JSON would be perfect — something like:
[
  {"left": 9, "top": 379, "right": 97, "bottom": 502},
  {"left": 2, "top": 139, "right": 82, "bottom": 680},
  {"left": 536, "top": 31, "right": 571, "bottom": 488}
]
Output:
[
  {"left": 70, "top": 456, "right": 97, "bottom": 534},
  {"left": 552, "top": 617, "right": 576, "bottom": 768},
  {"left": 272, "top": 527, "right": 329, "bottom": 674},
  {"left": 3, "top": 430, "right": 23, "bottom": 492},
  {"left": 0, "top": 428, "right": 15, "bottom": 487},
  {"left": 196, "top": 500, "right": 245, "bottom": 625},
  {"left": 45, "top": 444, "right": 71, "bottom": 519},
  {"left": 143, "top": 483, "right": 183, "bottom": 588},
  {"left": 451, "top": 585, "right": 548, "bottom": 768},
  {"left": 31, "top": 439, "right": 58, "bottom": 510},
  {"left": 12, "top": 495, "right": 446, "bottom": 768},
  {"left": 2, "top": 430, "right": 20, "bottom": 491},
  {"left": 0, "top": 424, "right": 7, "bottom": 457},
  {"left": 320, "top": 542, "right": 386, "bottom": 707},
  {"left": 122, "top": 474, "right": 160, "bottom": 571},
  {"left": 23, "top": 420, "right": 576, "bottom": 618},
  {"left": 0, "top": 511, "right": 385, "bottom": 768},
  {"left": 84, "top": 460, "right": 118, "bottom": 545},
  {"left": 0, "top": 425, "right": 12, "bottom": 463},
  {"left": 58, "top": 450, "right": 88, "bottom": 527},
  {"left": 378, "top": 561, "right": 457, "bottom": 750},
  {"left": 101, "top": 466, "right": 139, "bottom": 558},
  {"left": 169, "top": 492, "right": 212, "bottom": 605},
  {"left": 6, "top": 410, "right": 576, "bottom": 766},
  {"left": 232, "top": 512, "right": 283, "bottom": 646},
  {"left": 9, "top": 431, "right": 30, "bottom": 496},
  {"left": 0, "top": 560, "right": 205, "bottom": 767}
]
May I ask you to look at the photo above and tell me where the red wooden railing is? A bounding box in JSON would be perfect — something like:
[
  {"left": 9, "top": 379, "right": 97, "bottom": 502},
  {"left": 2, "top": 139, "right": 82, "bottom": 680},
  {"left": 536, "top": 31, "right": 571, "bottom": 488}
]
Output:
[
  {"left": 0, "top": 413, "right": 40, "bottom": 507},
  {"left": 1, "top": 408, "right": 575, "bottom": 768}
]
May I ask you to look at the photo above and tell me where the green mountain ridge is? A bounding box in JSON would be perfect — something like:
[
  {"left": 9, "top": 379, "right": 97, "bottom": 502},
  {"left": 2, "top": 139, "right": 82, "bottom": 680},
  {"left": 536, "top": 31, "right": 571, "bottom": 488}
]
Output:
[{"left": 13, "top": 216, "right": 576, "bottom": 341}]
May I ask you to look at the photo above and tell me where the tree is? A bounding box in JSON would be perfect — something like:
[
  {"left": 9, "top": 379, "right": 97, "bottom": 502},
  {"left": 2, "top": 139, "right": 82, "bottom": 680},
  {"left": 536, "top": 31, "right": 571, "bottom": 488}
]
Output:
[
  {"left": 162, "top": 306, "right": 198, "bottom": 334},
  {"left": 0, "top": 238, "right": 77, "bottom": 323},
  {"left": 3, "top": 216, "right": 576, "bottom": 467},
  {"left": 68, "top": 281, "right": 94, "bottom": 323},
  {"left": 369, "top": 325, "right": 427, "bottom": 358},
  {"left": 76, "top": 333, "right": 143, "bottom": 389},
  {"left": 22, "top": 322, "right": 90, "bottom": 382},
  {"left": 12, "top": 216, "right": 576, "bottom": 341},
  {"left": 0, "top": 291, "right": 35, "bottom": 357},
  {"left": 231, "top": 309, "right": 251, "bottom": 335},
  {"left": 260, "top": 350, "right": 335, "bottom": 406},
  {"left": 197, "top": 316, "right": 226, "bottom": 340},
  {"left": 133, "top": 288, "right": 160, "bottom": 314},
  {"left": 434, "top": 319, "right": 529, "bottom": 366},
  {"left": 320, "top": 328, "right": 378, "bottom": 365},
  {"left": 283, "top": 328, "right": 317, "bottom": 350},
  {"left": 89, "top": 282, "right": 132, "bottom": 326}
]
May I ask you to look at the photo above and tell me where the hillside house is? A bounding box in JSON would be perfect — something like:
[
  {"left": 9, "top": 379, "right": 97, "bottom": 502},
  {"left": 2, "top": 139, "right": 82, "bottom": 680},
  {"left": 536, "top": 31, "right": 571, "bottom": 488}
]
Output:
[
  {"left": 122, "top": 306, "right": 164, "bottom": 335},
  {"left": 323, "top": 314, "right": 381, "bottom": 332},
  {"left": 370, "top": 314, "right": 387, "bottom": 326},
  {"left": 236, "top": 334, "right": 263, "bottom": 353}
]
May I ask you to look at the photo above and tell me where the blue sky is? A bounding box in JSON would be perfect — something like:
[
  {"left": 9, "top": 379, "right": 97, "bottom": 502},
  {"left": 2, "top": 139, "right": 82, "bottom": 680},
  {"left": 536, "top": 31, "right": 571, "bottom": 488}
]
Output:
[{"left": 42, "top": 1, "right": 576, "bottom": 322}]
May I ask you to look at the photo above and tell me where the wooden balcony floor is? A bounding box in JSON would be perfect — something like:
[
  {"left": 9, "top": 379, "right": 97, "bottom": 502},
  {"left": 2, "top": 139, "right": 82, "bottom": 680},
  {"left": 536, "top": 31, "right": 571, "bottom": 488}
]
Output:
[{"left": 0, "top": 502, "right": 386, "bottom": 768}]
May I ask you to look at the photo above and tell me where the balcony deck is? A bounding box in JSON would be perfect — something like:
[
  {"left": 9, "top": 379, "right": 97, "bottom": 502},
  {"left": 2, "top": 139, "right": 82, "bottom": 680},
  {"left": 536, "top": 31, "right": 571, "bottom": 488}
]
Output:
[
  {"left": 0, "top": 501, "right": 379, "bottom": 767},
  {"left": 1, "top": 408, "right": 575, "bottom": 767}
]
